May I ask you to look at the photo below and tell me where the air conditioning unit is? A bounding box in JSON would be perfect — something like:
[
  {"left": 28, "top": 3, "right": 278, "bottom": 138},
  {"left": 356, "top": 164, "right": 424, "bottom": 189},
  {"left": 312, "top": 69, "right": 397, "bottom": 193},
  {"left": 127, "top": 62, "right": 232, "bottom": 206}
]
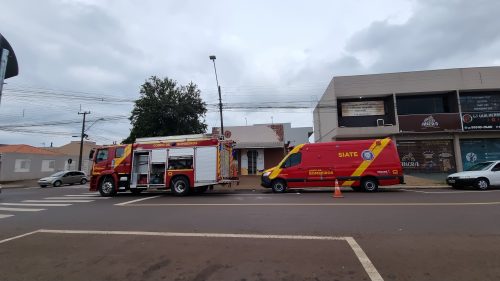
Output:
[{"left": 377, "top": 119, "right": 385, "bottom": 126}]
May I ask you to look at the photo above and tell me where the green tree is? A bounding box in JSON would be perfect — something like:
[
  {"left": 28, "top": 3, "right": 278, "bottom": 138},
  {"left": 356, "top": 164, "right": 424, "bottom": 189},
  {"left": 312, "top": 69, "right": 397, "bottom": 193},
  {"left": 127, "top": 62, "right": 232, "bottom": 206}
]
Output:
[{"left": 123, "top": 76, "right": 207, "bottom": 143}]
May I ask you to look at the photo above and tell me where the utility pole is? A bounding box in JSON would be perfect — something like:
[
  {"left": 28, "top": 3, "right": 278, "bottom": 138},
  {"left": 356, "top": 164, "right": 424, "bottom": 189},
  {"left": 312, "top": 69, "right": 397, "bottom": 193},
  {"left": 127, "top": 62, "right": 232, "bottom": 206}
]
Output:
[
  {"left": 78, "top": 111, "right": 90, "bottom": 171},
  {"left": 209, "top": 55, "right": 224, "bottom": 137},
  {"left": 0, "top": 48, "right": 9, "bottom": 105}
]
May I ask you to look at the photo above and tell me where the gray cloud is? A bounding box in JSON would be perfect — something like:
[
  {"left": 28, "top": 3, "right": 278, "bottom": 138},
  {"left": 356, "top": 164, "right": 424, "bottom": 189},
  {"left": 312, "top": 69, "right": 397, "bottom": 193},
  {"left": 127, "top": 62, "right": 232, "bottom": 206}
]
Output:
[
  {"left": 344, "top": 0, "right": 500, "bottom": 73},
  {"left": 2, "top": 0, "right": 499, "bottom": 146}
]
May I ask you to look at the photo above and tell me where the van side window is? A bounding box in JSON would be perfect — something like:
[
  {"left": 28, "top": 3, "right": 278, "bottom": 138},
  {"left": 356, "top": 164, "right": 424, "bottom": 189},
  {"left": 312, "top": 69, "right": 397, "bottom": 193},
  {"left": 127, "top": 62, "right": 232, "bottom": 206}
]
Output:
[
  {"left": 115, "top": 147, "right": 125, "bottom": 158},
  {"left": 95, "top": 149, "right": 108, "bottom": 163},
  {"left": 282, "top": 153, "right": 302, "bottom": 168}
]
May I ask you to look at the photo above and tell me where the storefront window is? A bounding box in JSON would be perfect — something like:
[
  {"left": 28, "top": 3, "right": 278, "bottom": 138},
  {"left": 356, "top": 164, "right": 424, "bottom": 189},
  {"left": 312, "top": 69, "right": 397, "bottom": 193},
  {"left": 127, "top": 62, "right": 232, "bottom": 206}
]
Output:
[
  {"left": 397, "top": 140, "right": 456, "bottom": 173},
  {"left": 460, "top": 139, "right": 500, "bottom": 170}
]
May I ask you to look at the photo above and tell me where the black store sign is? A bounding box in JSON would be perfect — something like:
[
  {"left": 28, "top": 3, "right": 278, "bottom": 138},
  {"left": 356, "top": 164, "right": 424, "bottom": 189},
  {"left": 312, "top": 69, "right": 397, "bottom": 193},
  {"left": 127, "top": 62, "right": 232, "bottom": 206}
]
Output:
[
  {"left": 460, "top": 93, "right": 500, "bottom": 131},
  {"left": 462, "top": 112, "right": 500, "bottom": 130}
]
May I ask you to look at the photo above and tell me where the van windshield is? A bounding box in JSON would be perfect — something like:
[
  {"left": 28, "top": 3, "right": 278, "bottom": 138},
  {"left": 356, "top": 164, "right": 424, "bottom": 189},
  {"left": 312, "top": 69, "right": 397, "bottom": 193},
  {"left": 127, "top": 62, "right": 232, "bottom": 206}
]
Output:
[{"left": 466, "top": 162, "right": 494, "bottom": 171}]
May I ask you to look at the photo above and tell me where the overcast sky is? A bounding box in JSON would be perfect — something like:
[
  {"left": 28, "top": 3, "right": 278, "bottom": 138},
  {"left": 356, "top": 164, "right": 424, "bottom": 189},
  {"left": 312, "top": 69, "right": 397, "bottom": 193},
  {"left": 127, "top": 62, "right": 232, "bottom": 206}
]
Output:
[{"left": 1, "top": 0, "right": 500, "bottom": 146}]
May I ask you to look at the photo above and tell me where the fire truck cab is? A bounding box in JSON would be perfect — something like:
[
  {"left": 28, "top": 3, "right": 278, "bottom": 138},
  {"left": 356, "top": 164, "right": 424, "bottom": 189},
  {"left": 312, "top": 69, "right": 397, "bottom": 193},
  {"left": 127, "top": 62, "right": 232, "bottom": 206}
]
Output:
[{"left": 89, "top": 134, "right": 237, "bottom": 197}]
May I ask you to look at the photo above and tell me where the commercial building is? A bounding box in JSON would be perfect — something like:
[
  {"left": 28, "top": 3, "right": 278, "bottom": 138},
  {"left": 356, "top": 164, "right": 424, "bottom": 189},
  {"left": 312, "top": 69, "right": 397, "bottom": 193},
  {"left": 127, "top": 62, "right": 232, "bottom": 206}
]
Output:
[
  {"left": 213, "top": 123, "right": 312, "bottom": 175},
  {"left": 313, "top": 66, "right": 500, "bottom": 173}
]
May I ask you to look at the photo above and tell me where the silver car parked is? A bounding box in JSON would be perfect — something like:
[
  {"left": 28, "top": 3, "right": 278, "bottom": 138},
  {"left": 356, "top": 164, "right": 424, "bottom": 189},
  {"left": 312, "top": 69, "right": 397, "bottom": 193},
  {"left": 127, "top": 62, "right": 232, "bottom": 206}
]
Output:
[{"left": 38, "top": 171, "right": 88, "bottom": 187}]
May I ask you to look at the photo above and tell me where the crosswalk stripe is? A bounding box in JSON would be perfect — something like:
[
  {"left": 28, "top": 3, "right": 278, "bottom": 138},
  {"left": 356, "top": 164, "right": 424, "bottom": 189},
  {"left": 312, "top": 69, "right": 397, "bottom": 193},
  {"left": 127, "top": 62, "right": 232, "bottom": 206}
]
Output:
[
  {"left": 80, "top": 192, "right": 99, "bottom": 195},
  {"left": 0, "top": 207, "right": 45, "bottom": 212},
  {"left": 44, "top": 197, "right": 109, "bottom": 200},
  {"left": 23, "top": 200, "right": 93, "bottom": 203},
  {"left": 1, "top": 203, "right": 71, "bottom": 207},
  {"left": 0, "top": 214, "right": 14, "bottom": 219}
]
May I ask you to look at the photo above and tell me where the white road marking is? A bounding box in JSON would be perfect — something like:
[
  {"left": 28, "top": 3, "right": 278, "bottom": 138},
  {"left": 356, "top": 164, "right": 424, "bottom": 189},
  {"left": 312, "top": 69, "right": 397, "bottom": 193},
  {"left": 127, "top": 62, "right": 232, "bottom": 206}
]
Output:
[
  {"left": 32, "top": 229, "right": 384, "bottom": 281},
  {"left": 345, "top": 237, "right": 384, "bottom": 281},
  {"left": 23, "top": 200, "right": 93, "bottom": 203},
  {"left": 0, "top": 203, "right": 71, "bottom": 207},
  {"left": 0, "top": 207, "right": 45, "bottom": 212},
  {"left": 63, "top": 194, "right": 100, "bottom": 197},
  {"left": 44, "top": 197, "right": 108, "bottom": 200},
  {"left": 0, "top": 214, "right": 14, "bottom": 219},
  {"left": 402, "top": 189, "right": 500, "bottom": 194},
  {"left": 80, "top": 192, "right": 99, "bottom": 195},
  {"left": 124, "top": 202, "right": 500, "bottom": 207},
  {"left": 0, "top": 230, "right": 40, "bottom": 244},
  {"left": 114, "top": 195, "right": 162, "bottom": 206}
]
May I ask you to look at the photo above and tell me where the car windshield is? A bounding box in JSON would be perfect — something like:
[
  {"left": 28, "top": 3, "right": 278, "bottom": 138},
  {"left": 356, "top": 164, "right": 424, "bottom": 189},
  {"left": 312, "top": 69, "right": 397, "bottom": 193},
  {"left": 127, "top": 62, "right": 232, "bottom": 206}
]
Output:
[
  {"left": 50, "top": 171, "right": 66, "bottom": 177},
  {"left": 465, "top": 162, "right": 494, "bottom": 171}
]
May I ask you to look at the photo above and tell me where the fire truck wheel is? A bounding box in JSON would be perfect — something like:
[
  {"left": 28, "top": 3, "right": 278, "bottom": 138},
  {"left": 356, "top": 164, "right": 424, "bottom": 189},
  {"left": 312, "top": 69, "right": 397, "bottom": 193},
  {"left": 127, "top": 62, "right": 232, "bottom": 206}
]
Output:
[
  {"left": 99, "top": 177, "right": 117, "bottom": 197},
  {"left": 361, "top": 178, "right": 379, "bottom": 192},
  {"left": 271, "top": 179, "right": 287, "bottom": 193},
  {"left": 171, "top": 177, "right": 190, "bottom": 196}
]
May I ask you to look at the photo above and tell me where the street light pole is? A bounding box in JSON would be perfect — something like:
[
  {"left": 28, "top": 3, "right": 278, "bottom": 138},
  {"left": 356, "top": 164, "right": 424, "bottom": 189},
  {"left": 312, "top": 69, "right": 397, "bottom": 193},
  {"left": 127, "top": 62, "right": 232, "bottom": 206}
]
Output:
[
  {"left": 78, "top": 111, "right": 90, "bottom": 171},
  {"left": 209, "top": 55, "right": 224, "bottom": 137}
]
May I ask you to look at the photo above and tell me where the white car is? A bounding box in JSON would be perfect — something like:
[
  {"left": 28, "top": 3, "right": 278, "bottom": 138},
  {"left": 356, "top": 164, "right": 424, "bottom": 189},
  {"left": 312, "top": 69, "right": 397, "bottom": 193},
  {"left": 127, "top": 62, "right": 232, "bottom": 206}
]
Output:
[{"left": 446, "top": 161, "right": 500, "bottom": 190}]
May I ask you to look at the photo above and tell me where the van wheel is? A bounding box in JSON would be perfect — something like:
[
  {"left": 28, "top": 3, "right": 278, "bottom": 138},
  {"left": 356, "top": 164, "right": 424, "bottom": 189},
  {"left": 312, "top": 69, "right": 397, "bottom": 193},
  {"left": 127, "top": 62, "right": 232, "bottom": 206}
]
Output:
[
  {"left": 475, "top": 178, "right": 489, "bottom": 190},
  {"left": 362, "top": 178, "right": 378, "bottom": 192},
  {"left": 271, "top": 180, "right": 287, "bottom": 193},
  {"left": 99, "top": 177, "right": 116, "bottom": 197},
  {"left": 171, "top": 177, "right": 190, "bottom": 196}
]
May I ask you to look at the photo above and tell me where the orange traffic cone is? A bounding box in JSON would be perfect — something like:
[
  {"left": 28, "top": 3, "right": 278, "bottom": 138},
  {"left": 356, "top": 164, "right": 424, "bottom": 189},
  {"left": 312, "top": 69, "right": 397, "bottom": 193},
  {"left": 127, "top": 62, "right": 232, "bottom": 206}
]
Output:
[{"left": 333, "top": 179, "right": 344, "bottom": 198}]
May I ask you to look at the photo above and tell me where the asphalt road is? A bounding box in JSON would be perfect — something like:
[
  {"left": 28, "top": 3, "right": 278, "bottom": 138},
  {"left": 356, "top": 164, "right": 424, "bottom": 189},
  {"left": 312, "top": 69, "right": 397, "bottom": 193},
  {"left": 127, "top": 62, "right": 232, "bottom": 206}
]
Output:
[{"left": 1, "top": 185, "right": 499, "bottom": 281}]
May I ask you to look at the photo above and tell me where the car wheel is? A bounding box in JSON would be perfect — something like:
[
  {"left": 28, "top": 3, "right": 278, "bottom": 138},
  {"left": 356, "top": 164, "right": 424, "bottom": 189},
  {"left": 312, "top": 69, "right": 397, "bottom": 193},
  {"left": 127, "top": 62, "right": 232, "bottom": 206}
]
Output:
[
  {"left": 475, "top": 178, "right": 489, "bottom": 190},
  {"left": 171, "top": 177, "right": 190, "bottom": 196},
  {"left": 80, "top": 178, "right": 88, "bottom": 185},
  {"left": 451, "top": 184, "right": 461, "bottom": 189},
  {"left": 362, "top": 178, "right": 379, "bottom": 192},
  {"left": 271, "top": 179, "right": 287, "bottom": 193},
  {"left": 99, "top": 177, "right": 116, "bottom": 197},
  {"left": 53, "top": 180, "right": 62, "bottom": 187}
]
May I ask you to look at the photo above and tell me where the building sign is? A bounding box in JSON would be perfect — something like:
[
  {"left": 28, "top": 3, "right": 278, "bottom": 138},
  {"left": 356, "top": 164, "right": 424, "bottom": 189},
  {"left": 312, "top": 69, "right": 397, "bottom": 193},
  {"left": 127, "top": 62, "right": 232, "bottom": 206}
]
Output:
[
  {"left": 341, "top": 100, "right": 385, "bottom": 117},
  {"left": 462, "top": 112, "right": 500, "bottom": 130},
  {"left": 398, "top": 114, "right": 461, "bottom": 132},
  {"left": 460, "top": 139, "right": 500, "bottom": 170},
  {"left": 460, "top": 93, "right": 500, "bottom": 112},
  {"left": 397, "top": 140, "right": 456, "bottom": 173}
]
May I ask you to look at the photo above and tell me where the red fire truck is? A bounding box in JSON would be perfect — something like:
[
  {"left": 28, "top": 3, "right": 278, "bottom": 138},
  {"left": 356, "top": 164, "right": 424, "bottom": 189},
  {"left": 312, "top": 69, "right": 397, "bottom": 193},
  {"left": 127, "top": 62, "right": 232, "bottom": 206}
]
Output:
[{"left": 89, "top": 134, "right": 237, "bottom": 196}]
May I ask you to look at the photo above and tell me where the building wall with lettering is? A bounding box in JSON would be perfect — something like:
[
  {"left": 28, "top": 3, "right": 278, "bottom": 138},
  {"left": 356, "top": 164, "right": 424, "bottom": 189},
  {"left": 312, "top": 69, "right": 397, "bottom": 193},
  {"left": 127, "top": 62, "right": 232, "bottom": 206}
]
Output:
[{"left": 397, "top": 140, "right": 456, "bottom": 173}]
